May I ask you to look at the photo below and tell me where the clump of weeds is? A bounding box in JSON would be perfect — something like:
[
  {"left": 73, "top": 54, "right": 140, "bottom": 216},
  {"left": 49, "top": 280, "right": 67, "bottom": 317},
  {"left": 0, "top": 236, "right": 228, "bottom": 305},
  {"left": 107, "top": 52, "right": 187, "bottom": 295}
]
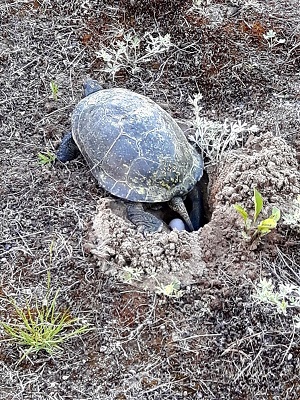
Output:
[
  {"left": 0, "top": 266, "right": 92, "bottom": 363},
  {"left": 38, "top": 150, "right": 56, "bottom": 166}
]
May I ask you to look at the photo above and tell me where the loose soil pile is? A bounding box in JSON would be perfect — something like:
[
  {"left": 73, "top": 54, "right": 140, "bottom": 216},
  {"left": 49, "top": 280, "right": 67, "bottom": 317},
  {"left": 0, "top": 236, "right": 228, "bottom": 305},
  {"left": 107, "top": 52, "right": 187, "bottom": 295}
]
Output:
[{"left": 0, "top": 1, "right": 299, "bottom": 399}]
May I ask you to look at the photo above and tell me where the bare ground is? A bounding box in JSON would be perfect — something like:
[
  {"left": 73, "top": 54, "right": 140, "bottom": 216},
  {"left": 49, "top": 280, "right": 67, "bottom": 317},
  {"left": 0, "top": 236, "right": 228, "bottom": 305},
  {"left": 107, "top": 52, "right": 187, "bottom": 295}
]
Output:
[{"left": 0, "top": 1, "right": 299, "bottom": 399}]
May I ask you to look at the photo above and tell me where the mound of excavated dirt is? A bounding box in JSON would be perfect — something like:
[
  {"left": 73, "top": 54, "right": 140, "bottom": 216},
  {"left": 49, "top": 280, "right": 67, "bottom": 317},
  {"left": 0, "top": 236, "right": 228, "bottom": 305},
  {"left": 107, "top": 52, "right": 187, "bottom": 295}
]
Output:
[
  {"left": 90, "top": 132, "right": 300, "bottom": 294},
  {"left": 89, "top": 198, "right": 205, "bottom": 292},
  {"left": 210, "top": 132, "right": 299, "bottom": 209}
]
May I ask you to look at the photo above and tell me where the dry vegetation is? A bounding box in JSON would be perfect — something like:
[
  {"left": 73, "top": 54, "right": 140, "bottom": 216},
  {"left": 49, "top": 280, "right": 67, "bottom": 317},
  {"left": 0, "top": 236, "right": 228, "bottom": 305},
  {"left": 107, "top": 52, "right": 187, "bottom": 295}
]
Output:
[{"left": 0, "top": 0, "right": 299, "bottom": 399}]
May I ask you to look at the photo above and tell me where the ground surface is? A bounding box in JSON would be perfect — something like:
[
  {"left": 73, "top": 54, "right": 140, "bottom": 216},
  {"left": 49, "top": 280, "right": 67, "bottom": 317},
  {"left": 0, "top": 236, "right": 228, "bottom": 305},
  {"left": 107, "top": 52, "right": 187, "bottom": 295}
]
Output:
[{"left": 0, "top": 1, "right": 299, "bottom": 399}]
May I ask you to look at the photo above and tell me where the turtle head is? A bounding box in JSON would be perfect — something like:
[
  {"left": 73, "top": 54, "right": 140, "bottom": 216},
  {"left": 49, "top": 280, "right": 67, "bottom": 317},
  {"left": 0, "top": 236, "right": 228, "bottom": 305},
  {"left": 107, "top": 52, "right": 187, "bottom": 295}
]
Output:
[{"left": 83, "top": 79, "right": 103, "bottom": 97}]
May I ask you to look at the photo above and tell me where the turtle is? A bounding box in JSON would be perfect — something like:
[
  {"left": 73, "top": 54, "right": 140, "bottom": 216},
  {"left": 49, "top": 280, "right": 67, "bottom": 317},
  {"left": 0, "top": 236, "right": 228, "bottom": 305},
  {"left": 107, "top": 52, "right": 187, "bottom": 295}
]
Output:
[{"left": 56, "top": 79, "right": 204, "bottom": 233}]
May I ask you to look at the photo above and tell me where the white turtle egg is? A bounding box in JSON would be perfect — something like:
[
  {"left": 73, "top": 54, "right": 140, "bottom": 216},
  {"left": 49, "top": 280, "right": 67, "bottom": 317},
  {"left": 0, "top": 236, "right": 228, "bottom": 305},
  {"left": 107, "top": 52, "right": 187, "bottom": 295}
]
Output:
[{"left": 169, "top": 218, "right": 186, "bottom": 231}]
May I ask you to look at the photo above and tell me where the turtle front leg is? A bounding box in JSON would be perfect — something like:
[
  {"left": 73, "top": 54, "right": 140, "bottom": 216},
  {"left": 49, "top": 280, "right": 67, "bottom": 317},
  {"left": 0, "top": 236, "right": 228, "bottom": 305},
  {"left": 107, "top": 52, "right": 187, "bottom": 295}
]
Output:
[
  {"left": 126, "top": 203, "right": 163, "bottom": 234},
  {"left": 56, "top": 132, "right": 80, "bottom": 162},
  {"left": 168, "top": 196, "right": 194, "bottom": 232}
]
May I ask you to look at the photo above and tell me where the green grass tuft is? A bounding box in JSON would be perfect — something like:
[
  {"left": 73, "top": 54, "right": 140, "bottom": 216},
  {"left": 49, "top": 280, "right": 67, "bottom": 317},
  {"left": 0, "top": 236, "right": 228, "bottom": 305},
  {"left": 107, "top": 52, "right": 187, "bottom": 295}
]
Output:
[{"left": 0, "top": 281, "right": 92, "bottom": 363}]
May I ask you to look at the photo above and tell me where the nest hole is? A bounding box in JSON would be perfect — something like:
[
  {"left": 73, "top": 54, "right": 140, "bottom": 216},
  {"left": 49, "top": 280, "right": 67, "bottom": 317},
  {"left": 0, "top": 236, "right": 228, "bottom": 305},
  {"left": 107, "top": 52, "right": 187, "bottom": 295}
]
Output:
[{"left": 148, "top": 171, "right": 211, "bottom": 231}]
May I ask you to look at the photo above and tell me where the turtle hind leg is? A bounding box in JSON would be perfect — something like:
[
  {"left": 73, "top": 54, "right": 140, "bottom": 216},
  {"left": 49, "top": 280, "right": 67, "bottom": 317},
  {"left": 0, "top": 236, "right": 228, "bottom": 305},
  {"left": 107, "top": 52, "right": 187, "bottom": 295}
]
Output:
[
  {"left": 56, "top": 132, "right": 80, "bottom": 162},
  {"left": 187, "top": 184, "right": 203, "bottom": 231},
  {"left": 126, "top": 203, "right": 163, "bottom": 234},
  {"left": 168, "top": 196, "right": 194, "bottom": 232}
]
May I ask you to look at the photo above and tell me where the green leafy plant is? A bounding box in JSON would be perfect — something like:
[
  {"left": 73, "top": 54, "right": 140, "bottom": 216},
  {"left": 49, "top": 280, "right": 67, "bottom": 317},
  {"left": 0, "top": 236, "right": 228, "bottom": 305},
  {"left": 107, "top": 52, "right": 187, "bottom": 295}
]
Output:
[
  {"left": 189, "top": 92, "right": 259, "bottom": 164},
  {"left": 252, "top": 278, "right": 300, "bottom": 316},
  {"left": 50, "top": 80, "right": 59, "bottom": 100},
  {"left": 38, "top": 150, "right": 56, "bottom": 165},
  {"left": 0, "top": 271, "right": 92, "bottom": 363},
  {"left": 234, "top": 188, "right": 280, "bottom": 241},
  {"left": 122, "top": 266, "right": 143, "bottom": 283},
  {"left": 97, "top": 29, "right": 172, "bottom": 80},
  {"left": 263, "top": 29, "right": 286, "bottom": 49},
  {"left": 282, "top": 195, "right": 300, "bottom": 227},
  {"left": 155, "top": 279, "right": 183, "bottom": 298}
]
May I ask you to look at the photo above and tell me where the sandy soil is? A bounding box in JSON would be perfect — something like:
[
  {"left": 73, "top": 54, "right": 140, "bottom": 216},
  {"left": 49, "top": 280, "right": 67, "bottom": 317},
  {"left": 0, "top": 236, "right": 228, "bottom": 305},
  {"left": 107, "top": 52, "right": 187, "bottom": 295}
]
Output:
[{"left": 0, "top": 1, "right": 299, "bottom": 399}]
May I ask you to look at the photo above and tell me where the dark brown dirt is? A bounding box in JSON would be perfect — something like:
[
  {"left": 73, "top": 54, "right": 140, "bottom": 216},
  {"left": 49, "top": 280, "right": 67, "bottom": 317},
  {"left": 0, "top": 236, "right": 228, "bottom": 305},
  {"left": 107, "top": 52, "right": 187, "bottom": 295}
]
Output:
[{"left": 0, "top": 1, "right": 299, "bottom": 399}]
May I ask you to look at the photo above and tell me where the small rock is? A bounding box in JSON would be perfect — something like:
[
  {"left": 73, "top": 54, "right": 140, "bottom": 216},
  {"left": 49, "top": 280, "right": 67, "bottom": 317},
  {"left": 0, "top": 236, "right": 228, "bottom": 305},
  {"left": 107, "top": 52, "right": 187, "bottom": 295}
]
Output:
[
  {"left": 222, "top": 186, "right": 235, "bottom": 197},
  {"left": 151, "top": 246, "right": 164, "bottom": 257},
  {"left": 168, "top": 231, "right": 179, "bottom": 243},
  {"left": 169, "top": 242, "right": 176, "bottom": 251}
]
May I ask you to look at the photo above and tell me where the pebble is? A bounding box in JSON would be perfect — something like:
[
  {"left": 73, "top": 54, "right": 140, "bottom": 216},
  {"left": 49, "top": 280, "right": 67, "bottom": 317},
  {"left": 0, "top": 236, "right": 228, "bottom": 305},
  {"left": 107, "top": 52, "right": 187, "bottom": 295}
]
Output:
[{"left": 168, "top": 230, "right": 179, "bottom": 243}]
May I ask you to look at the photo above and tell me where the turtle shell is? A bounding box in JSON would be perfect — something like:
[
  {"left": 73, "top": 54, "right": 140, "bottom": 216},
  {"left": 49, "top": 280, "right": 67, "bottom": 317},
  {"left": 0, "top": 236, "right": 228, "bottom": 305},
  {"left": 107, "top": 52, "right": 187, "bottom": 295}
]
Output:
[{"left": 71, "top": 88, "right": 203, "bottom": 202}]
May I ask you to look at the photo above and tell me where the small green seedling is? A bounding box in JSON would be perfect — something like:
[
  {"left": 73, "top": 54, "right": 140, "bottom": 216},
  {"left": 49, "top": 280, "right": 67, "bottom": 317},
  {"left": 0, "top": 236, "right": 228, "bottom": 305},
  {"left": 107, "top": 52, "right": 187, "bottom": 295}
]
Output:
[
  {"left": 0, "top": 271, "right": 92, "bottom": 363},
  {"left": 122, "top": 266, "right": 143, "bottom": 283},
  {"left": 155, "top": 279, "right": 183, "bottom": 298},
  {"left": 50, "top": 80, "right": 59, "bottom": 101},
  {"left": 38, "top": 151, "right": 56, "bottom": 165},
  {"left": 253, "top": 278, "right": 300, "bottom": 316},
  {"left": 234, "top": 188, "right": 280, "bottom": 242},
  {"left": 282, "top": 195, "right": 300, "bottom": 227},
  {"left": 263, "top": 29, "right": 285, "bottom": 49}
]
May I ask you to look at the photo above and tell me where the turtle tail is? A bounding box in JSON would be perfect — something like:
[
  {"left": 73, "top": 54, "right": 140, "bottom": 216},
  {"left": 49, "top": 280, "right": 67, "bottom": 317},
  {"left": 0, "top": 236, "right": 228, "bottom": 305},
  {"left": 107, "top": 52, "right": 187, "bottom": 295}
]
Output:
[{"left": 168, "top": 196, "right": 194, "bottom": 232}]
